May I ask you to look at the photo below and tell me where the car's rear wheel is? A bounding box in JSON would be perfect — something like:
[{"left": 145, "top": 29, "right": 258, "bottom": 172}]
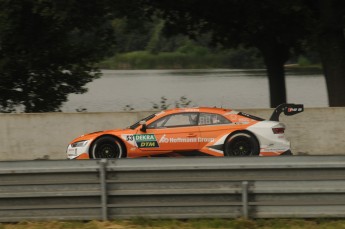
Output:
[
  {"left": 89, "top": 136, "right": 124, "bottom": 159},
  {"left": 224, "top": 132, "right": 259, "bottom": 156}
]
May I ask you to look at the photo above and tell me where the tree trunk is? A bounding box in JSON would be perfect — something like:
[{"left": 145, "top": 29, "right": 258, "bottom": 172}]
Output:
[
  {"left": 318, "top": 31, "right": 345, "bottom": 107},
  {"left": 258, "top": 42, "right": 289, "bottom": 108},
  {"left": 317, "top": 0, "right": 345, "bottom": 107}
]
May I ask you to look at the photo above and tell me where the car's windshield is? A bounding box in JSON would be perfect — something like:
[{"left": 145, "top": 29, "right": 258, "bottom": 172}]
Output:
[{"left": 128, "top": 113, "right": 156, "bottom": 129}]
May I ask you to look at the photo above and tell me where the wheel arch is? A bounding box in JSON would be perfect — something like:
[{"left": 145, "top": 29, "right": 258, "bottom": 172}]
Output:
[
  {"left": 89, "top": 134, "right": 127, "bottom": 158},
  {"left": 223, "top": 130, "right": 260, "bottom": 154}
]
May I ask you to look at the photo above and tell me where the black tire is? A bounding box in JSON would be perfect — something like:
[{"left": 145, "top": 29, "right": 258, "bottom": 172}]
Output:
[
  {"left": 89, "top": 136, "right": 124, "bottom": 159},
  {"left": 224, "top": 132, "right": 260, "bottom": 156}
]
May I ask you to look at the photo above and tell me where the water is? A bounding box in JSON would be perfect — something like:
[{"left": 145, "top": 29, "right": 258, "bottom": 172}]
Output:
[{"left": 62, "top": 69, "right": 328, "bottom": 112}]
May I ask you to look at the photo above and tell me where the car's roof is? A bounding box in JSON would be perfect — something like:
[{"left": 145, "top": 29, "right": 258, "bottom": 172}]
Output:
[{"left": 159, "top": 107, "right": 234, "bottom": 115}]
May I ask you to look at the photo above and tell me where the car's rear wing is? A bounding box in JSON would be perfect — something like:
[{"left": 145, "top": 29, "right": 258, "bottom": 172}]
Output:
[{"left": 269, "top": 103, "right": 304, "bottom": 121}]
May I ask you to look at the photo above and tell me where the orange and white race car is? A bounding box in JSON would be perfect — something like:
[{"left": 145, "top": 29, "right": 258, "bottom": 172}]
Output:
[{"left": 67, "top": 103, "right": 303, "bottom": 159}]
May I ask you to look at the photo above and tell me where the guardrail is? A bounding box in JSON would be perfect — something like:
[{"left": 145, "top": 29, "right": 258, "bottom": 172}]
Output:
[{"left": 1, "top": 156, "right": 345, "bottom": 222}]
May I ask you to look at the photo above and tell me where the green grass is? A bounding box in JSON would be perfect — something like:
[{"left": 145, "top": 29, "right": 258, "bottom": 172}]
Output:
[{"left": 2, "top": 219, "right": 345, "bottom": 229}]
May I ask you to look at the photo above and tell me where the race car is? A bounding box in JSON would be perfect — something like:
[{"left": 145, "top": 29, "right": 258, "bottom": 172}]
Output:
[{"left": 67, "top": 103, "right": 303, "bottom": 159}]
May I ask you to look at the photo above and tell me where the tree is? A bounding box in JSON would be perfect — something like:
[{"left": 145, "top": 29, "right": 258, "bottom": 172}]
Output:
[
  {"left": 0, "top": 0, "right": 142, "bottom": 112},
  {"left": 309, "top": 0, "right": 345, "bottom": 106},
  {"left": 144, "top": 0, "right": 310, "bottom": 107}
]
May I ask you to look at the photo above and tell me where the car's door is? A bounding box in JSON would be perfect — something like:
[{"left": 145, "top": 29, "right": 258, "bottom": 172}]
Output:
[
  {"left": 141, "top": 112, "right": 200, "bottom": 151},
  {"left": 197, "top": 112, "right": 233, "bottom": 148}
]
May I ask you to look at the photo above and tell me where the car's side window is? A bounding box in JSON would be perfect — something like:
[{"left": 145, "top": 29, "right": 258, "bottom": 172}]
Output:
[
  {"left": 148, "top": 113, "right": 198, "bottom": 128},
  {"left": 198, "top": 113, "right": 231, "bottom": 125}
]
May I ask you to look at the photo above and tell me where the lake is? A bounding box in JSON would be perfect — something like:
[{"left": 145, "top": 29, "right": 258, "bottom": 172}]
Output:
[{"left": 62, "top": 69, "right": 328, "bottom": 112}]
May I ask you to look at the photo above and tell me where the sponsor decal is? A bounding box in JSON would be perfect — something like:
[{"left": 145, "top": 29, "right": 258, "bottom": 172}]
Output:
[
  {"left": 133, "top": 134, "right": 159, "bottom": 148},
  {"left": 287, "top": 107, "right": 303, "bottom": 112},
  {"left": 159, "top": 134, "right": 215, "bottom": 143},
  {"left": 67, "top": 148, "right": 78, "bottom": 156},
  {"left": 224, "top": 110, "right": 239, "bottom": 115},
  {"left": 180, "top": 108, "right": 199, "bottom": 112}
]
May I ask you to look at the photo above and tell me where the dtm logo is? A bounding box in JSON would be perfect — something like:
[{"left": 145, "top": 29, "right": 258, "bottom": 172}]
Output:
[{"left": 134, "top": 134, "right": 159, "bottom": 148}]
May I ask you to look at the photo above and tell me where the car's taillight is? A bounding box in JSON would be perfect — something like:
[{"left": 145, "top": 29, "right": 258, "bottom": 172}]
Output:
[{"left": 272, "top": 127, "right": 285, "bottom": 134}]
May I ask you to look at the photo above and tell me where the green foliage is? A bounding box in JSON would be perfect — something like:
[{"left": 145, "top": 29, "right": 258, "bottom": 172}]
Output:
[
  {"left": 177, "top": 41, "right": 210, "bottom": 56},
  {"left": 146, "top": 19, "right": 165, "bottom": 54},
  {"left": 75, "top": 107, "right": 88, "bottom": 113},
  {"left": 144, "top": 0, "right": 317, "bottom": 107},
  {"left": 122, "top": 96, "right": 194, "bottom": 111},
  {"left": 152, "top": 96, "right": 170, "bottom": 110},
  {"left": 175, "top": 96, "right": 192, "bottom": 108},
  {"left": 111, "top": 18, "right": 154, "bottom": 53},
  {"left": 0, "top": 0, "right": 146, "bottom": 112},
  {"left": 98, "top": 16, "right": 264, "bottom": 69},
  {"left": 99, "top": 48, "right": 263, "bottom": 70},
  {"left": 298, "top": 55, "right": 312, "bottom": 66},
  {"left": 151, "top": 96, "right": 195, "bottom": 110},
  {"left": 0, "top": 0, "right": 116, "bottom": 112},
  {"left": 123, "top": 104, "right": 135, "bottom": 111}
]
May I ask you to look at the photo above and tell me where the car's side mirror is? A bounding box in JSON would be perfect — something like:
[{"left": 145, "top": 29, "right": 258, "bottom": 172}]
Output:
[{"left": 139, "top": 120, "right": 147, "bottom": 132}]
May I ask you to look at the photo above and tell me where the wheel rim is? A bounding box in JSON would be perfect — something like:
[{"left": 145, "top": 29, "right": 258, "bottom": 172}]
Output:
[
  {"left": 94, "top": 141, "right": 122, "bottom": 158},
  {"left": 228, "top": 137, "right": 252, "bottom": 156}
]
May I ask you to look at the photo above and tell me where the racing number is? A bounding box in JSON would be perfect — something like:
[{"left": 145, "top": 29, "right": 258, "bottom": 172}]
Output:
[{"left": 126, "top": 135, "right": 134, "bottom": 141}]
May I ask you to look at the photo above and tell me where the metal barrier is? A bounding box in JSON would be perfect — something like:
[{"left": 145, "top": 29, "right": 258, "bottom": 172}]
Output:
[{"left": 1, "top": 156, "right": 345, "bottom": 222}]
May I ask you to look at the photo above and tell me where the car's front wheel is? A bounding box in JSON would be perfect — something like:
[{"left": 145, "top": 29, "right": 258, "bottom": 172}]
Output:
[
  {"left": 224, "top": 132, "right": 259, "bottom": 156},
  {"left": 89, "top": 136, "right": 125, "bottom": 159}
]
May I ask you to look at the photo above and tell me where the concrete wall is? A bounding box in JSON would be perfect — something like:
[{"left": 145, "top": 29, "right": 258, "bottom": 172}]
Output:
[{"left": 0, "top": 108, "right": 344, "bottom": 161}]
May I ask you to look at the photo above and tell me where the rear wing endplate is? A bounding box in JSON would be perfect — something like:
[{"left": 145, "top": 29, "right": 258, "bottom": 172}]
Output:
[{"left": 269, "top": 103, "right": 304, "bottom": 121}]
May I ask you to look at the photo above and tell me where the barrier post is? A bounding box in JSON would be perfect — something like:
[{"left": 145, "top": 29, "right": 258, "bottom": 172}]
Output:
[
  {"left": 242, "top": 181, "right": 249, "bottom": 219},
  {"left": 99, "top": 159, "right": 108, "bottom": 221}
]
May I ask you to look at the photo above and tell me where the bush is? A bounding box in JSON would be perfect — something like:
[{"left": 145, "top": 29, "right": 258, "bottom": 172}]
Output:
[
  {"left": 298, "top": 55, "right": 312, "bottom": 66},
  {"left": 98, "top": 47, "right": 264, "bottom": 69}
]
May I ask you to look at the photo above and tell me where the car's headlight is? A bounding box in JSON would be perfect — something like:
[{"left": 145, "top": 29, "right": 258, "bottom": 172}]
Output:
[{"left": 71, "top": 140, "right": 89, "bottom": 148}]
